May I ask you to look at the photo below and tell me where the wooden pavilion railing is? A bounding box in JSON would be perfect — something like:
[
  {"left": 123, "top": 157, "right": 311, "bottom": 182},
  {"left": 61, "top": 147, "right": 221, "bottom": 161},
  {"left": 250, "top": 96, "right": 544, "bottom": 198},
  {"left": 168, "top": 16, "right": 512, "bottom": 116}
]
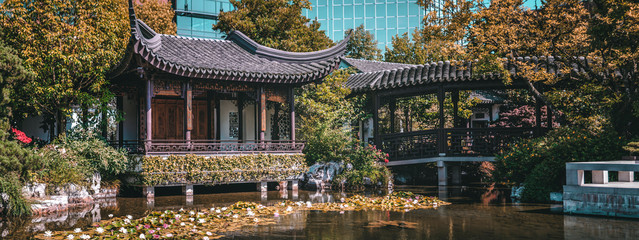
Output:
[
  {"left": 108, "top": 140, "right": 305, "bottom": 155},
  {"left": 380, "top": 127, "right": 537, "bottom": 161}
]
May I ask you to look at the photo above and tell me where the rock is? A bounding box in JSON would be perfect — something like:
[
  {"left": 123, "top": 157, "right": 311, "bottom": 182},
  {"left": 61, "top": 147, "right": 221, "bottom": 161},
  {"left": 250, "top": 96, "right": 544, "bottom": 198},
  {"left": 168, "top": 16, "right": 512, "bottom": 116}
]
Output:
[
  {"left": 90, "top": 172, "right": 101, "bottom": 195},
  {"left": 22, "top": 183, "right": 46, "bottom": 198},
  {"left": 303, "top": 162, "right": 343, "bottom": 190},
  {"left": 549, "top": 192, "right": 563, "bottom": 202},
  {"left": 511, "top": 185, "right": 525, "bottom": 200},
  {"left": 363, "top": 177, "right": 373, "bottom": 185}
]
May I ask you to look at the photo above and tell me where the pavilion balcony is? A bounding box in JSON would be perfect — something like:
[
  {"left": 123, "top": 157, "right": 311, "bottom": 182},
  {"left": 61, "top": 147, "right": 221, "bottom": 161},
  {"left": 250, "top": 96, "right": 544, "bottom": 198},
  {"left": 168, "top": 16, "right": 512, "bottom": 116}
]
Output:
[{"left": 108, "top": 140, "right": 305, "bottom": 155}]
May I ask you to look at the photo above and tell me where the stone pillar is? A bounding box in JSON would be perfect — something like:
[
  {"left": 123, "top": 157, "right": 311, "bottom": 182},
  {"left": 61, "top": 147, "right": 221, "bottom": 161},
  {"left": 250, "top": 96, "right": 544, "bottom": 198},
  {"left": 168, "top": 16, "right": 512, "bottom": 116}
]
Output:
[
  {"left": 144, "top": 186, "right": 155, "bottom": 199},
  {"left": 438, "top": 185, "right": 448, "bottom": 201},
  {"left": 182, "top": 184, "right": 194, "bottom": 196},
  {"left": 186, "top": 195, "right": 193, "bottom": 206},
  {"left": 451, "top": 165, "right": 462, "bottom": 185},
  {"left": 289, "top": 180, "right": 299, "bottom": 191},
  {"left": 592, "top": 170, "right": 608, "bottom": 184},
  {"left": 259, "top": 181, "right": 268, "bottom": 192},
  {"left": 619, "top": 171, "right": 635, "bottom": 182},
  {"left": 437, "top": 161, "right": 448, "bottom": 186}
]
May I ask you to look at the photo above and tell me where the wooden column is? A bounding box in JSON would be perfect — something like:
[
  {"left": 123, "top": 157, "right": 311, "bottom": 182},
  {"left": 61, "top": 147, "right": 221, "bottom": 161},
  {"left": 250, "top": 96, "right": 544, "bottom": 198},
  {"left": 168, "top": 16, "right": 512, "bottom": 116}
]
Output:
[
  {"left": 215, "top": 96, "right": 221, "bottom": 140},
  {"left": 206, "top": 91, "right": 212, "bottom": 139},
  {"left": 145, "top": 79, "right": 153, "bottom": 145},
  {"left": 184, "top": 82, "right": 193, "bottom": 142},
  {"left": 238, "top": 94, "right": 244, "bottom": 142},
  {"left": 452, "top": 91, "right": 459, "bottom": 127},
  {"left": 373, "top": 93, "right": 380, "bottom": 147},
  {"left": 437, "top": 85, "right": 446, "bottom": 155},
  {"left": 289, "top": 87, "right": 296, "bottom": 142},
  {"left": 257, "top": 87, "right": 266, "bottom": 141},
  {"left": 117, "top": 95, "right": 124, "bottom": 147},
  {"left": 389, "top": 98, "right": 396, "bottom": 133}
]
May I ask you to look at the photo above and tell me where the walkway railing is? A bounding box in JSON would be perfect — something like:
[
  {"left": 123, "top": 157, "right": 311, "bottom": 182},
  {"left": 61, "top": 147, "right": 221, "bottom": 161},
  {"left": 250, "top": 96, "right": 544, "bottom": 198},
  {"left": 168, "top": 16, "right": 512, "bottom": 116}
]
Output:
[
  {"left": 381, "top": 127, "right": 537, "bottom": 161},
  {"left": 108, "top": 140, "right": 305, "bottom": 155}
]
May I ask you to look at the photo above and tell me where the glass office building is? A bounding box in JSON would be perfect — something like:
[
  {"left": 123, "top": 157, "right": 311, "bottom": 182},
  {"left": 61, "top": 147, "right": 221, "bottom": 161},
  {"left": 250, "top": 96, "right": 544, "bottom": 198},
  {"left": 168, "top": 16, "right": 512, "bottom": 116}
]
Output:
[
  {"left": 172, "top": 0, "right": 427, "bottom": 51},
  {"left": 302, "top": 0, "right": 426, "bottom": 51}
]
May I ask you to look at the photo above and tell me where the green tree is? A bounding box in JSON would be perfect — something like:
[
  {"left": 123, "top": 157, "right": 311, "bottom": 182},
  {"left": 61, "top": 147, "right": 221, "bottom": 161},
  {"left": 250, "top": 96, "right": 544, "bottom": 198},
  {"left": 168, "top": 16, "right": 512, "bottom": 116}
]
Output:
[
  {"left": 0, "top": 0, "right": 130, "bottom": 135},
  {"left": 213, "top": 0, "right": 333, "bottom": 52},
  {"left": 345, "top": 24, "right": 382, "bottom": 60},
  {"left": 0, "top": 39, "right": 34, "bottom": 130},
  {"left": 134, "top": 0, "right": 177, "bottom": 35}
]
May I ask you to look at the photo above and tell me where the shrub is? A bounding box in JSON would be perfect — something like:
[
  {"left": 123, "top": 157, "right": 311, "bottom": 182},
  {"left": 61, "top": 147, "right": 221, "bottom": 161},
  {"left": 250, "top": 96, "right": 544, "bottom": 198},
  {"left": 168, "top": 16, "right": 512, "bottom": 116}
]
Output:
[
  {"left": 59, "top": 128, "right": 129, "bottom": 181},
  {"left": 493, "top": 127, "right": 624, "bottom": 202},
  {"left": 332, "top": 143, "right": 392, "bottom": 189},
  {"left": 0, "top": 136, "right": 43, "bottom": 216},
  {"left": 301, "top": 119, "right": 353, "bottom": 165}
]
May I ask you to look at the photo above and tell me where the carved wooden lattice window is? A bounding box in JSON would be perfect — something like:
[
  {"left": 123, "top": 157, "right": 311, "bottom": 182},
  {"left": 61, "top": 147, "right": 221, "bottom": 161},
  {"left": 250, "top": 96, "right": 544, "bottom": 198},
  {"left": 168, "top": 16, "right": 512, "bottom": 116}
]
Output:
[{"left": 229, "top": 112, "right": 239, "bottom": 139}]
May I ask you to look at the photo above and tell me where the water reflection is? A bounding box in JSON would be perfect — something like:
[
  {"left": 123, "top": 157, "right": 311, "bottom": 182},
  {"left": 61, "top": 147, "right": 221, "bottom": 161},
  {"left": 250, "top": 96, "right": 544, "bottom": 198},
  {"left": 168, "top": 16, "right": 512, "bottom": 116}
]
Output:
[{"left": 3, "top": 185, "right": 639, "bottom": 239}]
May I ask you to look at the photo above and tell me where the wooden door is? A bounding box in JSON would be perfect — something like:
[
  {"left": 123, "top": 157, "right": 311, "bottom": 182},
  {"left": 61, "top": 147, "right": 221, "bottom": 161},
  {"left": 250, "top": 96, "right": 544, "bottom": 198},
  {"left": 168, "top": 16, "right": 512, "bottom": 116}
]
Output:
[
  {"left": 152, "top": 99, "right": 184, "bottom": 140},
  {"left": 192, "top": 100, "right": 209, "bottom": 139}
]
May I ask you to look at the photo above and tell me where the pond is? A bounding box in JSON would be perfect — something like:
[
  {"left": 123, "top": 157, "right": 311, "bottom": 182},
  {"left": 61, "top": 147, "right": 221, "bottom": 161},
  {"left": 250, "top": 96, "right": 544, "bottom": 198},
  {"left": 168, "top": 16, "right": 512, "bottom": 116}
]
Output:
[{"left": 3, "top": 184, "right": 639, "bottom": 239}]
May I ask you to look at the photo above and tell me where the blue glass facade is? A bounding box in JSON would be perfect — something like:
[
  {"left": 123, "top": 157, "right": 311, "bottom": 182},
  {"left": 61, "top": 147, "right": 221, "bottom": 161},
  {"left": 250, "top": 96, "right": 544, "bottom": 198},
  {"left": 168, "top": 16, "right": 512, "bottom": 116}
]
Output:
[
  {"left": 302, "top": 0, "right": 426, "bottom": 51},
  {"left": 174, "top": 0, "right": 233, "bottom": 39}
]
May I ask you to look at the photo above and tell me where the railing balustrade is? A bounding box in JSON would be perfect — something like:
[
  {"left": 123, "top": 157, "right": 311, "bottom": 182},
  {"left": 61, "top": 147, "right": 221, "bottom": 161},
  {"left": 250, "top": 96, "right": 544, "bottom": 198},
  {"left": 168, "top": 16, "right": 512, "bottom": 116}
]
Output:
[{"left": 381, "top": 127, "right": 537, "bottom": 161}]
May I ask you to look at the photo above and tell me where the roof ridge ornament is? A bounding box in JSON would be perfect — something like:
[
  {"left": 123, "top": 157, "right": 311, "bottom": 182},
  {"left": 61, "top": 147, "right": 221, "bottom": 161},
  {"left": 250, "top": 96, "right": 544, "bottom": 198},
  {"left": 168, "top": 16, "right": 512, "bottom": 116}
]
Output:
[{"left": 226, "top": 30, "right": 351, "bottom": 64}]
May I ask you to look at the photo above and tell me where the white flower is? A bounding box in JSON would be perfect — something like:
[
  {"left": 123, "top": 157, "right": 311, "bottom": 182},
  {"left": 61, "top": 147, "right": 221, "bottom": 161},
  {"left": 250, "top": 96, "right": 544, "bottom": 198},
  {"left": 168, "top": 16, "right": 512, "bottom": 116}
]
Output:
[
  {"left": 253, "top": 218, "right": 259, "bottom": 222},
  {"left": 210, "top": 207, "right": 215, "bottom": 211},
  {"left": 286, "top": 206, "right": 293, "bottom": 212},
  {"left": 180, "top": 222, "right": 185, "bottom": 226},
  {"left": 119, "top": 227, "right": 127, "bottom": 234},
  {"left": 340, "top": 198, "right": 345, "bottom": 203},
  {"left": 179, "top": 208, "right": 184, "bottom": 211},
  {"left": 206, "top": 231, "right": 212, "bottom": 236},
  {"left": 166, "top": 233, "right": 173, "bottom": 237},
  {"left": 215, "top": 209, "right": 221, "bottom": 213},
  {"left": 203, "top": 237, "right": 209, "bottom": 240},
  {"left": 247, "top": 211, "right": 255, "bottom": 217},
  {"left": 74, "top": 228, "right": 82, "bottom": 233},
  {"left": 274, "top": 212, "right": 280, "bottom": 217},
  {"left": 108, "top": 214, "right": 113, "bottom": 218},
  {"left": 66, "top": 234, "right": 74, "bottom": 239},
  {"left": 339, "top": 211, "right": 344, "bottom": 214},
  {"left": 189, "top": 211, "right": 195, "bottom": 215},
  {"left": 139, "top": 233, "right": 146, "bottom": 239},
  {"left": 306, "top": 202, "right": 312, "bottom": 208},
  {"left": 96, "top": 227, "right": 104, "bottom": 234},
  {"left": 124, "top": 219, "right": 131, "bottom": 224},
  {"left": 189, "top": 218, "right": 195, "bottom": 222},
  {"left": 127, "top": 215, "right": 133, "bottom": 220},
  {"left": 198, "top": 219, "right": 206, "bottom": 223},
  {"left": 221, "top": 207, "right": 227, "bottom": 211},
  {"left": 413, "top": 200, "right": 418, "bottom": 204},
  {"left": 80, "top": 234, "right": 90, "bottom": 240},
  {"left": 232, "top": 214, "right": 239, "bottom": 218},
  {"left": 175, "top": 214, "right": 182, "bottom": 219}
]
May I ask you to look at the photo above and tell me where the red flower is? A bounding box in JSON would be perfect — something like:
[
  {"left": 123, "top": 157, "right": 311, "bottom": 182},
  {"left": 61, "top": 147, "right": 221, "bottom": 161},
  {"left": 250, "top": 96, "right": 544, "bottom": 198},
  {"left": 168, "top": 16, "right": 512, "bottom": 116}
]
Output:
[
  {"left": 11, "top": 128, "right": 32, "bottom": 144},
  {"left": 384, "top": 159, "right": 389, "bottom": 163}
]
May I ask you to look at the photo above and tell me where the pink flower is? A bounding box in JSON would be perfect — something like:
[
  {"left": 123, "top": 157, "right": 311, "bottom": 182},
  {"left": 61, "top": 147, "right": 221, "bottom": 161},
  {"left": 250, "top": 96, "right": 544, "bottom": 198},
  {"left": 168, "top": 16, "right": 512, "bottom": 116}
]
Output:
[
  {"left": 162, "top": 224, "right": 169, "bottom": 229},
  {"left": 144, "top": 224, "right": 150, "bottom": 229},
  {"left": 384, "top": 159, "right": 389, "bottom": 163}
]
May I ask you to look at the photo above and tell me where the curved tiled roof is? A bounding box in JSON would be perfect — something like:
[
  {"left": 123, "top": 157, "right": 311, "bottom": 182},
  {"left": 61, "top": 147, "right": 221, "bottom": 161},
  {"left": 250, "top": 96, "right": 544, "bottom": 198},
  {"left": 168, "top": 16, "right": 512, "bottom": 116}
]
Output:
[
  {"left": 345, "top": 57, "right": 590, "bottom": 93},
  {"left": 112, "top": 0, "right": 349, "bottom": 84},
  {"left": 341, "top": 58, "right": 419, "bottom": 73}
]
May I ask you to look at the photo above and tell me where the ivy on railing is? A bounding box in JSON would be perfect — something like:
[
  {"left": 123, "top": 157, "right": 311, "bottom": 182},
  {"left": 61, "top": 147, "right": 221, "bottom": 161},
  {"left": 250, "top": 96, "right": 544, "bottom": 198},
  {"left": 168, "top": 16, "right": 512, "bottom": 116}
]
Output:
[{"left": 141, "top": 154, "right": 307, "bottom": 185}]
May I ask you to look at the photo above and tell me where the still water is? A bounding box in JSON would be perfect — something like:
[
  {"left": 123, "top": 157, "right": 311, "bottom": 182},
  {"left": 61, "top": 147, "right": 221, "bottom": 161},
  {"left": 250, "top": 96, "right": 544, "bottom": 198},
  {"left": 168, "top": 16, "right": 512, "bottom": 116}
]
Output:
[{"left": 3, "top": 185, "right": 639, "bottom": 239}]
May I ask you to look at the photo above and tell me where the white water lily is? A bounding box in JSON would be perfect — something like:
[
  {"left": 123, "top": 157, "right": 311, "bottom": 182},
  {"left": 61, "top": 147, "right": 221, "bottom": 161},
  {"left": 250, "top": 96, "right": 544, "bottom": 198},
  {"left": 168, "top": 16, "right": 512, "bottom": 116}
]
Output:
[
  {"left": 221, "top": 207, "right": 227, "bottom": 211},
  {"left": 66, "top": 234, "right": 74, "bottom": 239},
  {"left": 233, "top": 214, "right": 239, "bottom": 218},
  {"left": 203, "top": 237, "right": 209, "bottom": 240},
  {"left": 108, "top": 214, "right": 113, "bottom": 218},
  {"left": 286, "top": 206, "right": 293, "bottom": 212},
  {"left": 206, "top": 231, "right": 212, "bottom": 236},
  {"left": 340, "top": 198, "right": 345, "bottom": 203},
  {"left": 119, "top": 227, "right": 127, "bottom": 234},
  {"left": 253, "top": 218, "right": 259, "bottom": 222},
  {"left": 247, "top": 211, "right": 255, "bottom": 216},
  {"left": 306, "top": 202, "right": 312, "bottom": 208},
  {"left": 166, "top": 233, "right": 173, "bottom": 237},
  {"left": 215, "top": 209, "right": 221, "bottom": 213},
  {"left": 413, "top": 200, "right": 419, "bottom": 204},
  {"left": 189, "top": 211, "right": 195, "bottom": 215},
  {"left": 274, "top": 212, "right": 280, "bottom": 217},
  {"left": 179, "top": 208, "right": 184, "bottom": 211},
  {"left": 44, "top": 230, "right": 52, "bottom": 237},
  {"left": 127, "top": 215, "right": 133, "bottom": 219},
  {"left": 180, "top": 222, "right": 185, "bottom": 226},
  {"left": 124, "top": 219, "right": 131, "bottom": 224},
  {"left": 80, "top": 234, "right": 90, "bottom": 240},
  {"left": 74, "top": 228, "right": 81, "bottom": 233},
  {"left": 198, "top": 218, "right": 206, "bottom": 223},
  {"left": 139, "top": 233, "right": 146, "bottom": 239},
  {"left": 96, "top": 227, "right": 104, "bottom": 234}
]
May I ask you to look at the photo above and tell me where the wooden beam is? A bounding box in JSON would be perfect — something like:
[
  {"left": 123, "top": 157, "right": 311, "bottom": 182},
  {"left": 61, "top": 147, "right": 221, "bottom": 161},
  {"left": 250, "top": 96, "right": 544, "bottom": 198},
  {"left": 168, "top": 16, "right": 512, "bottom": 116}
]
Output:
[{"left": 238, "top": 94, "right": 244, "bottom": 141}]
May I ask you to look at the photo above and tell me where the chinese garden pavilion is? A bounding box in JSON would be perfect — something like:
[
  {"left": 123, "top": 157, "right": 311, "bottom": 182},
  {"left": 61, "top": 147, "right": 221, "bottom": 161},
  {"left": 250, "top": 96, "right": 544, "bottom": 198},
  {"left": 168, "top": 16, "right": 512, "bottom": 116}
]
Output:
[{"left": 108, "top": 5, "right": 349, "bottom": 155}]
